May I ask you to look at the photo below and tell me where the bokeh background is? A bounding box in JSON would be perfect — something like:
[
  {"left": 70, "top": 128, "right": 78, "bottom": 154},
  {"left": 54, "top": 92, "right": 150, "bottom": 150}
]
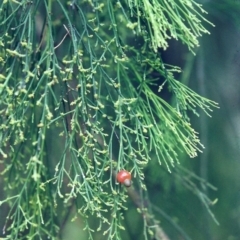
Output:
[{"left": 155, "top": 1, "right": 240, "bottom": 239}]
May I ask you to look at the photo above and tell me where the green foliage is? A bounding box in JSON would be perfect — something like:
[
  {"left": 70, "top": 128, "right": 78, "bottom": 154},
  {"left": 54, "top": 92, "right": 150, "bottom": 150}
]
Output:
[{"left": 0, "top": 0, "right": 218, "bottom": 239}]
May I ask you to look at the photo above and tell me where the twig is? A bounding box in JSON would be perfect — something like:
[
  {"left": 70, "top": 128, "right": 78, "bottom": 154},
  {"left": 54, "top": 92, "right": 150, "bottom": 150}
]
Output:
[
  {"left": 93, "top": 133, "right": 170, "bottom": 240},
  {"left": 54, "top": 25, "right": 70, "bottom": 50},
  {"left": 152, "top": 205, "right": 192, "bottom": 240},
  {"left": 127, "top": 187, "right": 170, "bottom": 240}
]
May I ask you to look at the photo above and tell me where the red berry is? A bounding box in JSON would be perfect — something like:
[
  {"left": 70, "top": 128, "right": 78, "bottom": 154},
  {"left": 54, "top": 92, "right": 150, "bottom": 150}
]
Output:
[{"left": 116, "top": 170, "right": 132, "bottom": 187}]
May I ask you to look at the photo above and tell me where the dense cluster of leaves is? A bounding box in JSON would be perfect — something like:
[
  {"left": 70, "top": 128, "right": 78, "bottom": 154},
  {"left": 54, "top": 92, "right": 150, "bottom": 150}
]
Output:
[{"left": 0, "top": 0, "right": 217, "bottom": 239}]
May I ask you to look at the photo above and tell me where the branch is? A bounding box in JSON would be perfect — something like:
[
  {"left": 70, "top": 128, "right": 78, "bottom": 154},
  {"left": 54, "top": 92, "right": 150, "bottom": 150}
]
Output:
[{"left": 94, "top": 132, "right": 170, "bottom": 240}]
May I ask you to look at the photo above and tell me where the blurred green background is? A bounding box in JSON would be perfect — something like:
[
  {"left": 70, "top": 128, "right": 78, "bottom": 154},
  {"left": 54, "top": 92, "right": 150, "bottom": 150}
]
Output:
[{"left": 150, "top": 2, "right": 240, "bottom": 239}]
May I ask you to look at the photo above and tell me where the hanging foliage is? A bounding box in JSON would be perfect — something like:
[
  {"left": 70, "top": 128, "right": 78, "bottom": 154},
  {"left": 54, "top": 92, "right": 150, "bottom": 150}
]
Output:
[{"left": 0, "top": 0, "right": 218, "bottom": 239}]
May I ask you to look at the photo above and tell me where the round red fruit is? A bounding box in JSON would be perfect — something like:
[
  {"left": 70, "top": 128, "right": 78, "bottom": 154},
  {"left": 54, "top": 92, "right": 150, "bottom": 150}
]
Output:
[{"left": 116, "top": 170, "right": 132, "bottom": 187}]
